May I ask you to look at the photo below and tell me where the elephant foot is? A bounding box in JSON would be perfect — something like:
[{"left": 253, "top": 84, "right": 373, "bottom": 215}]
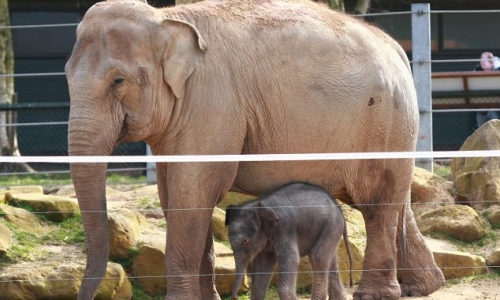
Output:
[
  {"left": 400, "top": 267, "right": 445, "bottom": 297},
  {"left": 353, "top": 291, "right": 399, "bottom": 300},
  {"left": 353, "top": 282, "right": 400, "bottom": 300}
]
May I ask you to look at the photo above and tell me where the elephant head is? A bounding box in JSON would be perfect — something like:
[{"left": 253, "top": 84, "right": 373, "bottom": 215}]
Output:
[
  {"left": 65, "top": 0, "right": 206, "bottom": 298},
  {"left": 225, "top": 203, "right": 280, "bottom": 299}
]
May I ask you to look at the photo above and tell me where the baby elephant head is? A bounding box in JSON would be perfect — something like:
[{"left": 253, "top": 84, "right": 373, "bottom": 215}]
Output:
[{"left": 225, "top": 202, "right": 280, "bottom": 299}]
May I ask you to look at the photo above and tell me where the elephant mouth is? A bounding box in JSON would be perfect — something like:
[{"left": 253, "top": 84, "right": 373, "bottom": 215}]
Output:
[{"left": 117, "top": 114, "right": 129, "bottom": 143}]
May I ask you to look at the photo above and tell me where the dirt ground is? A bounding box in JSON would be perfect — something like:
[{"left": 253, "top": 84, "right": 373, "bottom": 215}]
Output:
[
  {"left": 337, "top": 279, "right": 500, "bottom": 300},
  {"left": 79, "top": 184, "right": 500, "bottom": 300}
]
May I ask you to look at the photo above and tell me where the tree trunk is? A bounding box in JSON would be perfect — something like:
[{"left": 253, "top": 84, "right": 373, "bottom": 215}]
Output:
[
  {"left": 325, "top": 0, "right": 345, "bottom": 12},
  {"left": 354, "top": 0, "right": 371, "bottom": 14},
  {"left": 175, "top": 0, "right": 203, "bottom": 4},
  {"left": 0, "top": 0, "right": 33, "bottom": 172}
]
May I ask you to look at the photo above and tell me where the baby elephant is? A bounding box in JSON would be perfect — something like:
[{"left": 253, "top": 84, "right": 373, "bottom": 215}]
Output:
[{"left": 225, "top": 182, "right": 352, "bottom": 300}]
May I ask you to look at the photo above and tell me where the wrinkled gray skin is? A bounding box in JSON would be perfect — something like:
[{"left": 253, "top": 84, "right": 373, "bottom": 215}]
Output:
[
  {"left": 225, "top": 183, "right": 353, "bottom": 300},
  {"left": 65, "top": 0, "right": 444, "bottom": 299}
]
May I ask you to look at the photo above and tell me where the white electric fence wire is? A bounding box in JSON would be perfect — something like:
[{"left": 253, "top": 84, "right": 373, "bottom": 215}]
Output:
[{"left": 1, "top": 150, "right": 500, "bottom": 164}]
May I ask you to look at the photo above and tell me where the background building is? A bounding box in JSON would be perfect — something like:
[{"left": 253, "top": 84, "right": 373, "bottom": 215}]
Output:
[{"left": 6, "top": 0, "right": 500, "bottom": 167}]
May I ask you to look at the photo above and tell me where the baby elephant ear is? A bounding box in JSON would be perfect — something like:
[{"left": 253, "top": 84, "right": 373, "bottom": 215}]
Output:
[
  {"left": 162, "top": 17, "right": 207, "bottom": 99},
  {"left": 256, "top": 202, "right": 279, "bottom": 222},
  {"left": 225, "top": 205, "right": 240, "bottom": 226}
]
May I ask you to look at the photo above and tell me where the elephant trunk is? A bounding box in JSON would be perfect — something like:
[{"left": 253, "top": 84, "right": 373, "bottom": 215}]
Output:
[
  {"left": 231, "top": 256, "right": 248, "bottom": 300},
  {"left": 68, "top": 103, "right": 120, "bottom": 299}
]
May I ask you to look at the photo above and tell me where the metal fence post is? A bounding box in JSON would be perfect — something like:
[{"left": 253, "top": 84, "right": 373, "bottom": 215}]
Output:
[
  {"left": 146, "top": 145, "right": 157, "bottom": 184},
  {"left": 412, "top": 3, "right": 433, "bottom": 172}
]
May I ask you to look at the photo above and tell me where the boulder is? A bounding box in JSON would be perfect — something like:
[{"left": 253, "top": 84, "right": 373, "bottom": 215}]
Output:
[
  {"left": 0, "top": 223, "right": 12, "bottom": 255},
  {"left": 0, "top": 204, "right": 43, "bottom": 230},
  {"left": 130, "top": 238, "right": 248, "bottom": 297},
  {"left": 108, "top": 209, "right": 147, "bottom": 260},
  {"left": 411, "top": 167, "right": 454, "bottom": 208},
  {"left": 5, "top": 193, "right": 80, "bottom": 222},
  {"left": 433, "top": 250, "right": 487, "bottom": 279},
  {"left": 417, "top": 205, "right": 486, "bottom": 242},
  {"left": 451, "top": 120, "right": 500, "bottom": 208},
  {"left": 0, "top": 189, "right": 8, "bottom": 204},
  {"left": 8, "top": 185, "right": 44, "bottom": 195},
  {"left": 0, "top": 261, "right": 132, "bottom": 300},
  {"left": 217, "top": 192, "right": 255, "bottom": 209},
  {"left": 484, "top": 205, "right": 500, "bottom": 226},
  {"left": 487, "top": 248, "right": 500, "bottom": 267},
  {"left": 212, "top": 207, "right": 229, "bottom": 242}
]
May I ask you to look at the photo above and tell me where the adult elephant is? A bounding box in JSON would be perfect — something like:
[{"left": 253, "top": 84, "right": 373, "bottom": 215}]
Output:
[{"left": 65, "top": 0, "right": 444, "bottom": 299}]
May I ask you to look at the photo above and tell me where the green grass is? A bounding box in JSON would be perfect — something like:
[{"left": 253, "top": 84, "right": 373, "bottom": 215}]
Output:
[
  {"left": 0, "top": 173, "right": 146, "bottom": 187},
  {"left": 40, "top": 214, "right": 85, "bottom": 245},
  {"left": 131, "top": 282, "right": 164, "bottom": 300},
  {"left": 433, "top": 162, "right": 452, "bottom": 180},
  {"left": 0, "top": 214, "right": 85, "bottom": 267}
]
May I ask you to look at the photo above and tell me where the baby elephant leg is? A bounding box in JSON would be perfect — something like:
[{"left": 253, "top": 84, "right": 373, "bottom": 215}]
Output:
[
  {"left": 327, "top": 255, "right": 346, "bottom": 300},
  {"left": 276, "top": 248, "right": 300, "bottom": 300},
  {"left": 250, "top": 251, "right": 277, "bottom": 300}
]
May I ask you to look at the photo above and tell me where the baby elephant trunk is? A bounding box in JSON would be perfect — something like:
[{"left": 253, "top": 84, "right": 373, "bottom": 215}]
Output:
[{"left": 231, "top": 261, "right": 247, "bottom": 299}]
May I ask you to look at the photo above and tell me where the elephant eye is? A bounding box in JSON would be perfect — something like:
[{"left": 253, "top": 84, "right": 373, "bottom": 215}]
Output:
[
  {"left": 242, "top": 239, "right": 250, "bottom": 245},
  {"left": 112, "top": 77, "right": 125, "bottom": 86}
]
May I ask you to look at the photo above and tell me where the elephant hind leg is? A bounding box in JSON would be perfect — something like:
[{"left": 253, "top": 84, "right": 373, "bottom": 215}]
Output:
[{"left": 398, "top": 206, "right": 445, "bottom": 296}]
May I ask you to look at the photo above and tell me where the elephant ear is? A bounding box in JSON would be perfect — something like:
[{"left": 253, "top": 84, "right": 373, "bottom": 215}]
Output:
[
  {"left": 256, "top": 202, "right": 280, "bottom": 237},
  {"left": 162, "top": 17, "right": 207, "bottom": 98},
  {"left": 225, "top": 205, "right": 241, "bottom": 226}
]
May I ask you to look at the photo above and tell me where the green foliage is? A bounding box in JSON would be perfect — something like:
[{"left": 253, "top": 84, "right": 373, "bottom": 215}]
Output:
[
  {"left": 0, "top": 214, "right": 85, "bottom": 267},
  {"left": 131, "top": 281, "right": 164, "bottom": 300},
  {"left": 0, "top": 173, "right": 146, "bottom": 187},
  {"left": 114, "top": 245, "right": 141, "bottom": 270},
  {"left": 40, "top": 214, "right": 85, "bottom": 244},
  {"left": 0, "top": 173, "right": 72, "bottom": 186},
  {"left": 433, "top": 162, "right": 452, "bottom": 180}
]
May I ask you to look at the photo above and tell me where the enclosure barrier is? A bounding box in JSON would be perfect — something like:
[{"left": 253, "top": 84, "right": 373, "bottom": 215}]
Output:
[{"left": 0, "top": 4, "right": 499, "bottom": 293}]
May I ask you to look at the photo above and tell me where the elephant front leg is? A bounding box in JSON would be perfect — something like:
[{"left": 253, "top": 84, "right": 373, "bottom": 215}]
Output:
[
  {"left": 249, "top": 251, "right": 277, "bottom": 300},
  {"left": 276, "top": 248, "right": 300, "bottom": 300},
  {"left": 165, "top": 208, "right": 211, "bottom": 300},
  {"left": 354, "top": 206, "right": 401, "bottom": 300},
  {"left": 200, "top": 230, "right": 221, "bottom": 300},
  {"left": 398, "top": 206, "right": 445, "bottom": 296}
]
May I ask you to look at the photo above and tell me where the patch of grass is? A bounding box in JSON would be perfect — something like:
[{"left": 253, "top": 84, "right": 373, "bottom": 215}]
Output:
[
  {"left": 106, "top": 173, "right": 146, "bottom": 184},
  {"left": 430, "top": 228, "right": 499, "bottom": 255},
  {"left": 433, "top": 162, "right": 452, "bottom": 180},
  {"left": 0, "top": 214, "right": 86, "bottom": 267},
  {"left": 0, "top": 224, "right": 49, "bottom": 266},
  {"left": 40, "top": 214, "right": 85, "bottom": 245},
  {"left": 114, "top": 245, "right": 141, "bottom": 270},
  {"left": 0, "top": 173, "right": 146, "bottom": 188},
  {"left": 446, "top": 272, "right": 500, "bottom": 286},
  {"left": 0, "top": 173, "right": 72, "bottom": 187},
  {"left": 131, "top": 281, "right": 164, "bottom": 300}
]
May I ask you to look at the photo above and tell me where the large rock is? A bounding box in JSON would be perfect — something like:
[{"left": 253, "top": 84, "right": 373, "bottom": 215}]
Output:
[
  {"left": 411, "top": 167, "right": 454, "bottom": 207},
  {"left": 417, "top": 205, "right": 486, "bottom": 242},
  {"left": 5, "top": 193, "right": 80, "bottom": 222},
  {"left": 8, "top": 186, "right": 44, "bottom": 195},
  {"left": 487, "top": 248, "right": 500, "bottom": 267},
  {"left": 0, "top": 261, "right": 132, "bottom": 300},
  {"left": 108, "top": 209, "right": 147, "bottom": 259},
  {"left": 433, "top": 250, "right": 487, "bottom": 279},
  {"left": 451, "top": 119, "right": 500, "bottom": 208},
  {"left": 217, "top": 192, "right": 255, "bottom": 209},
  {"left": 0, "top": 204, "right": 43, "bottom": 230},
  {"left": 212, "top": 207, "right": 228, "bottom": 242},
  {"left": 484, "top": 205, "right": 500, "bottom": 226},
  {"left": 130, "top": 239, "right": 248, "bottom": 297},
  {"left": 0, "top": 223, "right": 12, "bottom": 255}
]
